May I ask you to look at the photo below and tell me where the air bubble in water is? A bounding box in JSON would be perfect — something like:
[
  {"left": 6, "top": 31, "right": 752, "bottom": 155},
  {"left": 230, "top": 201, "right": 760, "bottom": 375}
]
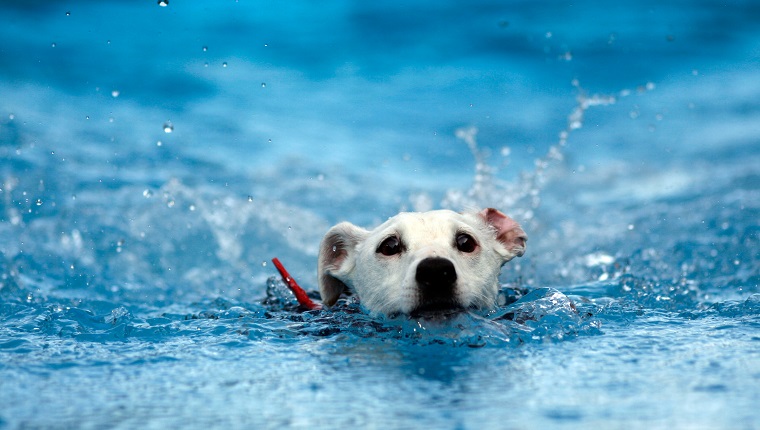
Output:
[
  {"left": 202, "top": 46, "right": 208, "bottom": 52},
  {"left": 248, "top": 196, "right": 253, "bottom": 202},
  {"left": 261, "top": 82, "right": 266, "bottom": 88},
  {"left": 36, "top": 199, "right": 43, "bottom": 206},
  {"left": 51, "top": 42, "right": 56, "bottom": 48},
  {"left": 111, "top": 90, "right": 120, "bottom": 98},
  {"left": 156, "top": 140, "right": 162, "bottom": 147},
  {"left": 143, "top": 189, "right": 153, "bottom": 198},
  {"left": 163, "top": 121, "right": 173, "bottom": 133},
  {"left": 158, "top": 0, "right": 168, "bottom": 6},
  {"left": 222, "top": 62, "right": 228, "bottom": 68}
]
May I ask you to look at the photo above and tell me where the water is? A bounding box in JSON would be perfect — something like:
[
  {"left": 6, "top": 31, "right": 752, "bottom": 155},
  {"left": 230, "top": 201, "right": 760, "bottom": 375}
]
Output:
[{"left": 1, "top": 1, "right": 759, "bottom": 429}]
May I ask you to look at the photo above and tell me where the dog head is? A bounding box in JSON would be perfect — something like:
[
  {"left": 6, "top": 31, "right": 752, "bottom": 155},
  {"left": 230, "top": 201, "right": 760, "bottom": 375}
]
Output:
[{"left": 317, "top": 208, "right": 527, "bottom": 316}]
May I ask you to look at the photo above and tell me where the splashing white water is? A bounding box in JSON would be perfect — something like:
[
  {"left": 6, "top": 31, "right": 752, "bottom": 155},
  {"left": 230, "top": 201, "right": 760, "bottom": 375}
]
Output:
[{"left": 441, "top": 81, "right": 655, "bottom": 227}]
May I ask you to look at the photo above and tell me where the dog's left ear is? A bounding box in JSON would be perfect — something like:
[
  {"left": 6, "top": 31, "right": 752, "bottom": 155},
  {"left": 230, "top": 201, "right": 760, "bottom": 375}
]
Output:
[
  {"left": 317, "top": 222, "right": 368, "bottom": 307},
  {"left": 480, "top": 208, "right": 527, "bottom": 261}
]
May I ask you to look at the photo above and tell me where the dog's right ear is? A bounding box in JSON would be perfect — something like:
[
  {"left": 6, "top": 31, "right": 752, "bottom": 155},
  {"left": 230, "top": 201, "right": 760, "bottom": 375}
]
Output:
[{"left": 317, "top": 222, "right": 368, "bottom": 307}]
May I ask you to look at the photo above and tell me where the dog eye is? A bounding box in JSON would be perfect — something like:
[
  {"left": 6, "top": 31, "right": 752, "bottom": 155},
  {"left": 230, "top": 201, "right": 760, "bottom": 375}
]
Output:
[
  {"left": 455, "top": 233, "right": 477, "bottom": 253},
  {"left": 377, "top": 235, "right": 403, "bottom": 256}
]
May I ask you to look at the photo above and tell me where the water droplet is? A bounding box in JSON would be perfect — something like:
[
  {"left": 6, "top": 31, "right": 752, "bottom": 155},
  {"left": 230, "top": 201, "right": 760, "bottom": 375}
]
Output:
[
  {"left": 8, "top": 113, "right": 14, "bottom": 120},
  {"left": 85, "top": 116, "right": 90, "bottom": 120},
  {"left": 158, "top": 0, "right": 168, "bottom": 6},
  {"left": 167, "top": 200, "right": 175, "bottom": 208},
  {"left": 247, "top": 196, "right": 253, "bottom": 202},
  {"left": 261, "top": 82, "right": 266, "bottom": 88},
  {"left": 261, "top": 261, "right": 267, "bottom": 267},
  {"left": 36, "top": 199, "right": 43, "bottom": 206},
  {"left": 143, "top": 189, "right": 153, "bottom": 198},
  {"left": 189, "top": 204, "right": 196, "bottom": 211},
  {"left": 202, "top": 46, "right": 208, "bottom": 52},
  {"left": 627, "top": 224, "right": 635, "bottom": 230},
  {"left": 66, "top": 11, "right": 71, "bottom": 16},
  {"left": 267, "top": 138, "right": 272, "bottom": 143},
  {"left": 163, "top": 121, "right": 174, "bottom": 133},
  {"left": 222, "top": 62, "right": 228, "bottom": 68},
  {"left": 51, "top": 42, "right": 56, "bottom": 48},
  {"left": 111, "top": 90, "right": 120, "bottom": 98},
  {"left": 156, "top": 140, "right": 162, "bottom": 147}
]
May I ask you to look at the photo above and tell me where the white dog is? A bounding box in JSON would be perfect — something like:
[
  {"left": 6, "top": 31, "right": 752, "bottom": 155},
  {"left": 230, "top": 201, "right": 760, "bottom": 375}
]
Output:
[{"left": 317, "top": 208, "right": 527, "bottom": 316}]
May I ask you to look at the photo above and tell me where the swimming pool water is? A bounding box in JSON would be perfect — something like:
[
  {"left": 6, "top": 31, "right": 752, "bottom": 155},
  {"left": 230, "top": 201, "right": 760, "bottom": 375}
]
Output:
[{"left": 1, "top": 1, "right": 759, "bottom": 429}]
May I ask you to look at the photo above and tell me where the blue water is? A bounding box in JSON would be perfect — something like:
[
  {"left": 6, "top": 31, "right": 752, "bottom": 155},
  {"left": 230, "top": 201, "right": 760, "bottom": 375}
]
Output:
[{"left": 1, "top": 1, "right": 759, "bottom": 428}]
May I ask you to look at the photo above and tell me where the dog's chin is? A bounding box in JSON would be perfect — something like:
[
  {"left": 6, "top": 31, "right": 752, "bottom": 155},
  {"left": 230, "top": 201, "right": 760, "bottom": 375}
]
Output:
[{"left": 409, "top": 301, "right": 465, "bottom": 319}]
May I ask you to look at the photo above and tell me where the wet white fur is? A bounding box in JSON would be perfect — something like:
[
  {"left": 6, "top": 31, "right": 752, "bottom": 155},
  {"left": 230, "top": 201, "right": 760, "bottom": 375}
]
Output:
[{"left": 318, "top": 209, "right": 526, "bottom": 315}]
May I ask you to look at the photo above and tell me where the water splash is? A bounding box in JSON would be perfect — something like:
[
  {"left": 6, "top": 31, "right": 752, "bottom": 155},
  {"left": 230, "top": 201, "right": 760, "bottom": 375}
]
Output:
[{"left": 442, "top": 81, "right": 655, "bottom": 229}]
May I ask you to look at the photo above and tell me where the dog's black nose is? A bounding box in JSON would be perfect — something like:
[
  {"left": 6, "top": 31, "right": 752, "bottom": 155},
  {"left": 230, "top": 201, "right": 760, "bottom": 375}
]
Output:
[{"left": 415, "top": 257, "right": 457, "bottom": 294}]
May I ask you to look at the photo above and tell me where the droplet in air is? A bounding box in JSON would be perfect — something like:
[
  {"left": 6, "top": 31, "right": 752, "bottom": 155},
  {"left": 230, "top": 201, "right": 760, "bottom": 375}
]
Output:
[
  {"left": 163, "top": 121, "right": 174, "bottom": 133},
  {"left": 158, "top": 0, "right": 168, "bottom": 6}
]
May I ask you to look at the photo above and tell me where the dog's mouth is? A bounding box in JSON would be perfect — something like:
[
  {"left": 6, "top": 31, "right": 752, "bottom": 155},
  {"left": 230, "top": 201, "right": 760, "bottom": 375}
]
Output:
[{"left": 410, "top": 300, "right": 465, "bottom": 318}]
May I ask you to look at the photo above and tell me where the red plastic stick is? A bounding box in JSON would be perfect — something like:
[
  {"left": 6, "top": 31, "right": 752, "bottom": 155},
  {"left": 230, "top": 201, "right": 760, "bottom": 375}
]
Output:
[{"left": 271, "top": 258, "right": 323, "bottom": 310}]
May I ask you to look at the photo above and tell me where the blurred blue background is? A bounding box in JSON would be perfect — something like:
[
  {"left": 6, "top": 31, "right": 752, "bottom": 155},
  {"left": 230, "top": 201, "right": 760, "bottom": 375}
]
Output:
[{"left": 1, "top": 1, "right": 758, "bottom": 428}]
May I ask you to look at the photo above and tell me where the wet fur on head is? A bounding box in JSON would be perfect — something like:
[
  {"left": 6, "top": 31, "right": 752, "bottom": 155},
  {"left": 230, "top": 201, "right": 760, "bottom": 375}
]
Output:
[{"left": 317, "top": 208, "right": 527, "bottom": 315}]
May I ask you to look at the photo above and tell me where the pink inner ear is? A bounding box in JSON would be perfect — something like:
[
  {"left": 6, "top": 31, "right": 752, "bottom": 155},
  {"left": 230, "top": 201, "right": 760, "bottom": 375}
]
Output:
[{"left": 480, "top": 208, "right": 527, "bottom": 256}]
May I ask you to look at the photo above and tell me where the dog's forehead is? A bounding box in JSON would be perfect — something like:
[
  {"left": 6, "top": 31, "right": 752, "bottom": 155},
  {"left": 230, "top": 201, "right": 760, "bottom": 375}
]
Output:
[{"left": 376, "top": 210, "right": 481, "bottom": 237}]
